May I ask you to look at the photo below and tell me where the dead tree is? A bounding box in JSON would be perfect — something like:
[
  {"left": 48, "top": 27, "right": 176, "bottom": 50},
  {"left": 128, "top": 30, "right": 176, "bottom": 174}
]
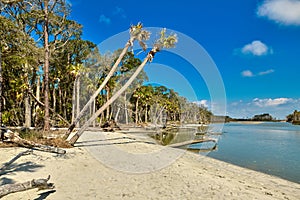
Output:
[
  {"left": 2, "top": 129, "right": 66, "bottom": 154},
  {"left": 0, "top": 175, "right": 54, "bottom": 198}
]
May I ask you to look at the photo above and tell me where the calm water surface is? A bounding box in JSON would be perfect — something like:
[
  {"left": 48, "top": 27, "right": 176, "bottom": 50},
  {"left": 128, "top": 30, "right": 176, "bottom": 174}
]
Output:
[{"left": 207, "top": 122, "right": 300, "bottom": 183}]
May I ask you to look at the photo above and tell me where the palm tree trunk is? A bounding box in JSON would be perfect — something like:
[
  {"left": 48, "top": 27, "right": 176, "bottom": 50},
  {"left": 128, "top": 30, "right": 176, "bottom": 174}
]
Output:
[
  {"left": 64, "top": 41, "right": 132, "bottom": 138},
  {"left": 69, "top": 51, "right": 155, "bottom": 145},
  {"left": 63, "top": 90, "right": 67, "bottom": 119},
  {"left": 115, "top": 107, "right": 120, "bottom": 122},
  {"left": 124, "top": 92, "right": 128, "bottom": 124},
  {"left": 24, "top": 94, "right": 31, "bottom": 128},
  {"left": 105, "top": 86, "right": 110, "bottom": 121},
  {"left": 52, "top": 86, "right": 56, "bottom": 112},
  {"left": 71, "top": 76, "right": 77, "bottom": 124},
  {"left": 58, "top": 86, "right": 62, "bottom": 116},
  {"left": 145, "top": 103, "right": 148, "bottom": 123},
  {"left": 135, "top": 97, "right": 139, "bottom": 125},
  {"left": 33, "top": 75, "right": 40, "bottom": 126},
  {"left": 76, "top": 75, "right": 80, "bottom": 127},
  {"left": 92, "top": 98, "right": 96, "bottom": 127}
]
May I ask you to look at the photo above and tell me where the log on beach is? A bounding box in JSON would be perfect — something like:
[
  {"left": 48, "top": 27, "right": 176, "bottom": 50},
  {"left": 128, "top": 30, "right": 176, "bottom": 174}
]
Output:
[
  {"left": 0, "top": 175, "right": 54, "bottom": 198},
  {"left": 167, "top": 139, "right": 217, "bottom": 148},
  {"left": 3, "top": 129, "right": 66, "bottom": 154}
]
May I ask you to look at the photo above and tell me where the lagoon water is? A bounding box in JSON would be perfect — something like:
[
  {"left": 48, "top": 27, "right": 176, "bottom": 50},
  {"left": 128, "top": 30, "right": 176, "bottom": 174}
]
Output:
[{"left": 207, "top": 122, "right": 300, "bottom": 183}]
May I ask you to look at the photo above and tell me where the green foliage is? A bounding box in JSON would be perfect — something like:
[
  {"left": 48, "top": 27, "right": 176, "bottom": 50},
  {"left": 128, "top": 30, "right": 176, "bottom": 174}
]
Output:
[
  {"left": 129, "top": 22, "right": 150, "bottom": 51},
  {"left": 0, "top": 8, "right": 209, "bottom": 128},
  {"left": 286, "top": 110, "right": 300, "bottom": 125},
  {"left": 155, "top": 28, "right": 178, "bottom": 50},
  {"left": 0, "top": 1, "right": 98, "bottom": 127},
  {"left": 19, "top": 129, "right": 43, "bottom": 141},
  {"left": 130, "top": 84, "right": 212, "bottom": 124}
]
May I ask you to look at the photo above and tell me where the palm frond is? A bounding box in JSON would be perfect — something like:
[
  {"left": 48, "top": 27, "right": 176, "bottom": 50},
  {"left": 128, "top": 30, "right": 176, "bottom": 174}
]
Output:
[
  {"left": 139, "top": 41, "right": 147, "bottom": 51},
  {"left": 129, "top": 22, "right": 150, "bottom": 50},
  {"left": 154, "top": 28, "right": 178, "bottom": 51},
  {"left": 137, "top": 30, "right": 151, "bottom": 42}
]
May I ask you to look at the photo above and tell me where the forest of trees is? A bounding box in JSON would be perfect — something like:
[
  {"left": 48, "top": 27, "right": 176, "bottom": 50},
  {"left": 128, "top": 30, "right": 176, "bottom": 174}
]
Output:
[{"left": 0, "top": 0, "right": 212, "bottom": 131}]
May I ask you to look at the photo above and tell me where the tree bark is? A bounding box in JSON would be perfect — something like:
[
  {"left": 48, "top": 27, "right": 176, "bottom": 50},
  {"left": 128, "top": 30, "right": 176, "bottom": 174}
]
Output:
[
  {"left": 43, "top": 0, "right": 50, "bottom": 131},
  {"left": 135, "top": 97, "right": 139, "bottom": 125},
  {"left": 124, "top": 92, "right": 128, "bottom": 124},
  {"left": 76, "top": 75, "right": 80, "bottom": 127},
  {"left": 24, "top": 93, "right": 31, "bottom": 128},
  {"left": 0, "top": 175, "right": 54, "bottom": 198},
  {"left": 114, "top": 107, "right": 120, "bottom": 122},
  {"left": 71, "top": 76, "right": 76, "bottom": 124},
  {"left": 145, "top": 103, "right": 148, "bottom": 123},
  {"left": 63, "top": 91, "right": 67, "bottom": 119},
  {"left": 69, "top": 52, "right": 154, "bottom": 145},
  {"left": 92, "top": 99, "right": 96, "bottom": 127},
  {"left": 58, "top": 86, "right": 62, "bottom": 116},
  {"left": 105, "top": 86, "right": 110, "bottom": 121},
  {"left": 52, "top": 86, "right": 56, "bottom": 112},
  {"left": 0, "top": 46, "right": 3, "bottom": 127}
]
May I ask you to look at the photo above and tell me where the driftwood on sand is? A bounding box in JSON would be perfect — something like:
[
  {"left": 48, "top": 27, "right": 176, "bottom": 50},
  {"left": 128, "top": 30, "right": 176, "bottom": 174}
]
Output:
[
  {"left": 0, "top": 175, "right": 54, "bottom": 198},
  {"left": 167, "top": 139, "right": 217, "bottom": 148},
  {"left": 100, "top": 119, "right": 121, "bottom": 132},
  {"left": 2, "top": 129, "right": 66, "bottom": 154},
  {"left": 0, "top": 150, "right": 54, "bottom": 198}
]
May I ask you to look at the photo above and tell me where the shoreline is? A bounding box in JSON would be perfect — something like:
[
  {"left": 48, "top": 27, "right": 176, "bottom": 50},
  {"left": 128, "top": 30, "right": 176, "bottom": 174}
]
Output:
[{"left": 1, "top": 130, "right": 299, "bottom": 199}]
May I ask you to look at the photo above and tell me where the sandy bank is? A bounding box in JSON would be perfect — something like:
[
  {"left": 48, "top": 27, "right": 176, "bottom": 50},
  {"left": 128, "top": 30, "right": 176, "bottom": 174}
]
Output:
[{"left": 0, "top": 130, "right": 299, "bottom": 199}]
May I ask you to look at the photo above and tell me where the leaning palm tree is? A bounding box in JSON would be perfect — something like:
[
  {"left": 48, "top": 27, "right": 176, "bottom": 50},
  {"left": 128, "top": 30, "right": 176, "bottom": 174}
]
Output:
[
  {"left": 68, "top": 28, "right": 178, "bottom": 145},
  {"left": 64, "top": 22, "right": 150, "bottom": 139}
]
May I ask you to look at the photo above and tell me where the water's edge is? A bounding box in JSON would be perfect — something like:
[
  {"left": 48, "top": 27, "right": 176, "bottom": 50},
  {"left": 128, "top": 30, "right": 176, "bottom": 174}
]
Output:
[{"left": 207, "top": 122, "right": 300, "bottom": 184}]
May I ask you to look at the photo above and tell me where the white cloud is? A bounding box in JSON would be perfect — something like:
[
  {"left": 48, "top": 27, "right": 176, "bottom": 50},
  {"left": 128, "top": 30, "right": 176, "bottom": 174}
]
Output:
[
  {"left": 241, "top": 40, "right": 271, "bottom": 56},
  {"left": 253, "top": 98, "right": 293, "bottom": 107},
  {"left": 258, "top": 69, "right": 275, "bottom": 75},
  {"left": 193, "top": 100, "right": 227, "bottom": 116},
  {"left": 241, "top": 69, "right": 274, "bottom": 77},
  {"left": 227, "top": 98, "right": 300, "bottom": 119},
  {"left": 241, "top": 70, "right": 254, "bottom": 77},
  {"left": 194, "top": 100, "right": 209, "bottom": 108},
  {"left": 99, "top": 14, "right": 111, "bottom": 25},
  {"left": 257, "top": 0, "right": 300, "bottom": 25}
]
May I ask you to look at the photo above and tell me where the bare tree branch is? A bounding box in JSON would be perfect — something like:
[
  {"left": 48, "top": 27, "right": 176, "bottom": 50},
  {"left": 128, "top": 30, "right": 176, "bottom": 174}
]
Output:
[{"left": 29, "top": 91, "right": 70, "bottom": 126}]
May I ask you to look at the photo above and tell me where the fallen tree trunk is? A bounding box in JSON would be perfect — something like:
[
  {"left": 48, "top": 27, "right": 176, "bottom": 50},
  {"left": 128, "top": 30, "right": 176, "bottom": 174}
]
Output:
[
  {"left": 167, "top": 139, "right": 217, "bottom": 148},
  {"left": 0, "top": 175, "right": 54, "bottom": 198},
  {"left": 3, "top": 130, "right": 66, "bottom": 154},
  {"left": 0, "top": 149, "right": 33, "bottom": 173}
]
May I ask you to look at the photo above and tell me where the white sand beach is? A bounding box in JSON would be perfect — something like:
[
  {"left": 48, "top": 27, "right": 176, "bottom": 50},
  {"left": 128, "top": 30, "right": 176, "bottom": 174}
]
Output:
[{"left": 1, "top": 130, "right": 300, "bottom": 199}]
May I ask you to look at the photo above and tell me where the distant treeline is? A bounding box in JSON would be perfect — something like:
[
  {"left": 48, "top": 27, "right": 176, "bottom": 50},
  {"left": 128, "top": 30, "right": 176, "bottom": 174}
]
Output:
[
  {"left": 286, "top": 110, "right": 300, "bottom": 125},
  {"left": 224, "top": 111, "right": 300, "bottom": 125},
  {"left": 226, "top": 113, "right": 278, "bottom": 122}
]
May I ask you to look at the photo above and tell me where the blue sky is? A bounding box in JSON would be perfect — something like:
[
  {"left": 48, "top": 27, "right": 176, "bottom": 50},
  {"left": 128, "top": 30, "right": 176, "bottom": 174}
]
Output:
[{"left": 69, "top": 0, "right": 300, "bottom": 119}]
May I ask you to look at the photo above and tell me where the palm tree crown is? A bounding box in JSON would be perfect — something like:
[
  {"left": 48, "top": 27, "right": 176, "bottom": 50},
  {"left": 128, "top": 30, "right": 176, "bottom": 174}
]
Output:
[{"left": 129, "top": 22, "right": 151, "bottom": 51}]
